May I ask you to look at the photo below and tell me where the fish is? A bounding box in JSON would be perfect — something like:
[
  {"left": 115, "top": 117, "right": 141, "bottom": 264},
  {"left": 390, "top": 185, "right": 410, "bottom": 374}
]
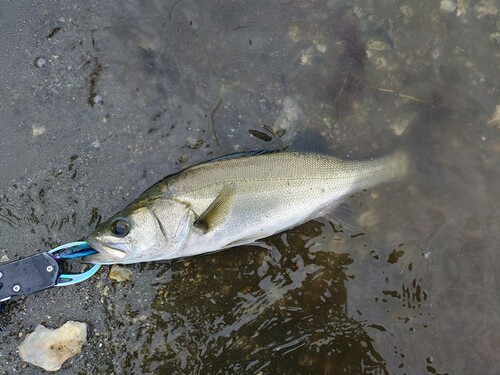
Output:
[{"left": 84, "top": 150, "right": 408, "bottom": 264}]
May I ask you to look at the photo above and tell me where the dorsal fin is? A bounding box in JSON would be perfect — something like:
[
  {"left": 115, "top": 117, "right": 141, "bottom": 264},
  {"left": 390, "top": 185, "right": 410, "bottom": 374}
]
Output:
[
  {"left": 199, "top": 149, "right": 285, "bottom": 165},
  {"left": 288, "top": 130, "right": 332, "bottom": 155}
]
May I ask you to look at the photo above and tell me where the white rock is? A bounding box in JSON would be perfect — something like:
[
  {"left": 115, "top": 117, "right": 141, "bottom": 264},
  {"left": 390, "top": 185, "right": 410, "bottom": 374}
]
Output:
[
  {"left": 489, "top": 32, "right": 500, "bottom": 44},
  {"left": 32, "top": 124, "right": 46, "bottom": 137},
  {"left": 487, "top": 104, "right": 500, "bottom": 128},
  {"left": 275, "top": 96, "right": 301, "bottom": 133},
  {"left": 315, "top": 44, "right": 327, "bottom": 53},
  {"left": 474, "top": 0, "right": 497, "bottom": 19},
  {"left": 400, "top": 5, "right": 415, "bottom": 18},
  {"left": 440, "top": 0, "right": 456, "bottom": 13},
  {"left": 300, "top": 48, "right": 313, "bottom": 65},
  {"left": 18, "top": 321, "right": 87, "bottom": 372},
  {"left": 367, "top": 40, "right": 388, "bottom": 51},
  {"left": 390, "top": 118, "right": 411, "bottom": 136}
]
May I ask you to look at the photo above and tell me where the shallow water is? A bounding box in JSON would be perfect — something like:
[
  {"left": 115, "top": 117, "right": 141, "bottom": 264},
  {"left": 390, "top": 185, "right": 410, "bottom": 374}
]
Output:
[{"left": 0, "top": 0, "right": 499, "bottom": 374}]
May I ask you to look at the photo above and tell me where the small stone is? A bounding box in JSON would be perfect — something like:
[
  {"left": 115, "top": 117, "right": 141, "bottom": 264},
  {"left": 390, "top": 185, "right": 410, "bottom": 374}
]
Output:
[
  {"left": 474, "top": 0, "right": 497, "bottom": 19},
  {"left": 457, "top": 0, "right": 468, "bottom": 17},
  {"left": 390, "top": 118, "right": 410, "bottom": 136},
  {"left": 300, "top": 49, "right": 312, "bottom": 65},
  {"left": 101, "top": 285, "right": 109, "bottom": 297},
  {"left": 18, "top": 321, "right": 87, "bottom": 372},
  {"left": 288, "top": 24, "right": 300, "bottom": 42},
  {"left": 109, "top": 265, "right": 133, "bottom": 282},
  {"left": 440, "top": 0, "right": 456, "bottom": 13},
  {"left": 367, "top": 40, "right": 388, "bottom": 51},
  {"left": 400, "top": 5, "right": 415, "bottom": 18},
  {"left": 315, "top": 44, "right": 326, "bottom": 53},
  {"left": 33, "top": 57, "right": 46, "bottom": 68},
  {"left": 221, "top": 285, "right": 231, "bottom": 295},
  {"left": 489, "top": 32, "right": 500, "bottom": 44},
  {"left": 184, "top": 137, "right": 204, "bottom": 149},
  {"left": 487, "top": 104, "right": 500, "bottom": 128},
  {"left": 89, "top": 94, "right": 103, "bottom": 106},
  {"left": 1, "top": 254, "right": 9, "bottom": 262},
  {"left": 274, "top": 96, "right": 301, "bottom": 132},
  {"left": 32, "top": 124, "right": 47, "bottom": 137}
]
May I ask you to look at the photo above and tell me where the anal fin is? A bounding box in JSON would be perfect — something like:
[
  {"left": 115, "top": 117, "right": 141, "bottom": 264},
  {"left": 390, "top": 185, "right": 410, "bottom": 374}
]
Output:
[{"left": 325, "top": 200, "right": 359, "bottom": 232}]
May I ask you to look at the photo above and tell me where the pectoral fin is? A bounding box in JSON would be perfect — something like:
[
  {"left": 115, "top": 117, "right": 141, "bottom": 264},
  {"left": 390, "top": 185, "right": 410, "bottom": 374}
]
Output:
[{"left": 194, "top": 184, "right": 236, "bottom": 233}]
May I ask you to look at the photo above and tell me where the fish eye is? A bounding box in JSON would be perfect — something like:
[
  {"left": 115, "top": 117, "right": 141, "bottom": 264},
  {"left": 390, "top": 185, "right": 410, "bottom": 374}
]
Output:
[{"left": 111, "top": 218, "right": 130, "bottom": 237}]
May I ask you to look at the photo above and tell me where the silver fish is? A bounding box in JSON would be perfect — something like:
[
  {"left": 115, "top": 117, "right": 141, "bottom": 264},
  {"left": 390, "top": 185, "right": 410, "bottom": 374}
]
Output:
[{"left": 84, "top": 150, "right": 408, "bottom": 264}]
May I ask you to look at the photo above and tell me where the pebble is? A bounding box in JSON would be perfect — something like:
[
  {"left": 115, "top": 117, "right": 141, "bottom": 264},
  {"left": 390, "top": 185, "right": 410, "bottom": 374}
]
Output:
[
  {"left": 300, "top": 48, "right": 313, "bottom": 65},
  {"left": 33, "top": 57, "right": 46, "bottom": 68},
  {"left": 109, "top": 265, "right": 133, "bottom": 282},
  {"left": 440, "top": 0, "right": 456, "bottom": 13},
  {"left": 18, "top": 321, "right": 87, "bottom": 372},
  {"left": 400, "top": 5, "right": 415, "bottom": 18},
  {"left": 274, "top": 96, "right": 301, "bottom": 133},
  {"left": 368, "top": 40, "right": 389, "bottom": 51},
  {"left": 474, "top": 0, "right": 497, "bottom": 19},
  {"left": 32, "top": 124, "right": 47, "bottom": 137},
  {"left": 89, "top": 94, "right": 103, "bottom": 106},
  {"left": 489, "top": 32, "right": 500, "bottom": 44},
  {"left": 487, "top": 104, "right": 500, "bottom": 128},
  {"left": 390, "top": 118, "right": 410, "bottom": 136}
]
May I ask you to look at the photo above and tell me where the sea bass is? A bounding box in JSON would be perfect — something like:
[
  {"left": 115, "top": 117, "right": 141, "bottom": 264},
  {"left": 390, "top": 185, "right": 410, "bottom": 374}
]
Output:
[{"left": 84, "top": 150, "right": 408, "bottom": 264}]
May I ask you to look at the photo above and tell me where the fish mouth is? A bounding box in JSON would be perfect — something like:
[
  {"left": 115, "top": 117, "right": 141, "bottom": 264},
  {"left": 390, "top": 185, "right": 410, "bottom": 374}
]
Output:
[{"left": 83, "top": 237, "right": 129, "bottom": 264}]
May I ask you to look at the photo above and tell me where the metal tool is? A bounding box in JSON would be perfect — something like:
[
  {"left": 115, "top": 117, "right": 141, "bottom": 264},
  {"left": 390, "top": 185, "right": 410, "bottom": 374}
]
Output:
[{"left": 0, "top": 241, "right": 101, "bottom": 302}]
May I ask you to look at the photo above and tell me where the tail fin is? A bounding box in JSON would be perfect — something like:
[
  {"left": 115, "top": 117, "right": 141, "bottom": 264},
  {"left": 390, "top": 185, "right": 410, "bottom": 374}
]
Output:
[
  {"left": 349, "top": 149, "right": 410, "bottom": 192},
  {"left": 386, "top": 149, "right": 410, "bottom": 182}
]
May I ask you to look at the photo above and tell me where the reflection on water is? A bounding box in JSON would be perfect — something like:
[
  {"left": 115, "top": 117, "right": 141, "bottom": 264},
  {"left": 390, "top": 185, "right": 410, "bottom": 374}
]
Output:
[
  {"left": 0, "top": 0, "right": 499, "bottom": 374},
  {"left": 103, "top": 221, "right": 387, "bottom": 374}
]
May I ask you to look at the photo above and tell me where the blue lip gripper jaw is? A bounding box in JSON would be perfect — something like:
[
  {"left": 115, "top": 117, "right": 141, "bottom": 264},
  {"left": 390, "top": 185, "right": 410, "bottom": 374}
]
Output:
[
  {"left": 0, "top": 241, "right": 101, "bottom": 302},
  {"left": 47, "top": 241, "right": 101, "bottom": 286}
]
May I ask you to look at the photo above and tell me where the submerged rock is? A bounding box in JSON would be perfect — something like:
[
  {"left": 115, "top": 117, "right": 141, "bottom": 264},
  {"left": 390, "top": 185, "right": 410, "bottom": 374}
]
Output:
[{"left": 18, "top": 321, "right": 87, "bottom": 372}]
